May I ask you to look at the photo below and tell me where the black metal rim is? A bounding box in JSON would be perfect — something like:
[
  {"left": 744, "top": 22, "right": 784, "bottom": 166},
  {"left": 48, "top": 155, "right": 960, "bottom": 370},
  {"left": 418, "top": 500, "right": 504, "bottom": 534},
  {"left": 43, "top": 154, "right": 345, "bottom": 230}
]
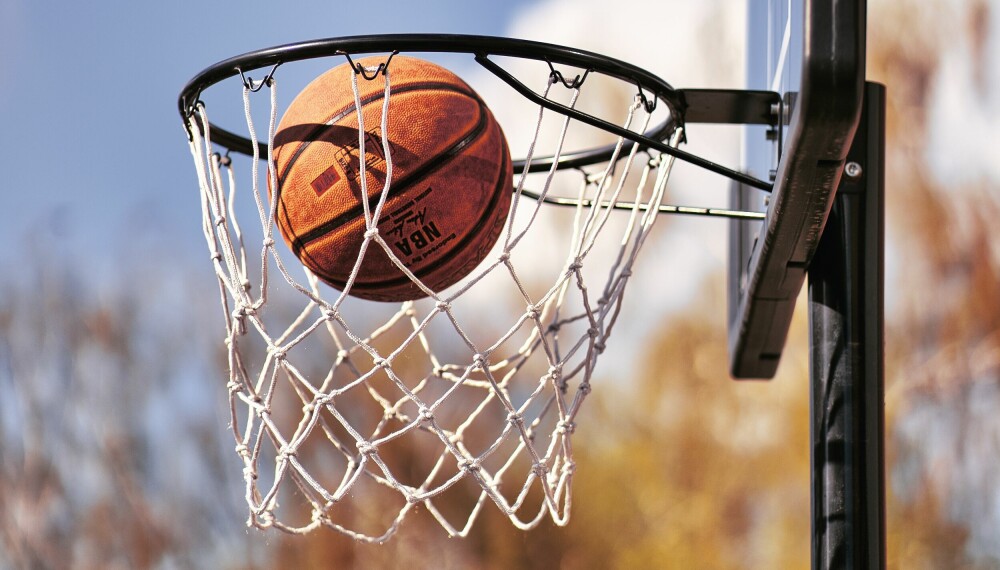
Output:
[
  {"left": 179, "top": 33, "right": 770, "bottom": 190},
  {"left": 179, "top": 34, "right": 686, "bottom": 175}
]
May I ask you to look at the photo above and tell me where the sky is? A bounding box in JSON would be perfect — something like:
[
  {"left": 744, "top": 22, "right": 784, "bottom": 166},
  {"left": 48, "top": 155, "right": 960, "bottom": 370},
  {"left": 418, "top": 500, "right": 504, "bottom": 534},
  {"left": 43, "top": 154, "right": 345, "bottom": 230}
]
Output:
[
  {"left": 0, "top": 0, "right": 539, "bottom": 282},
  {"left": 0, "top": 0, "right": 747, "bottom": 356}
]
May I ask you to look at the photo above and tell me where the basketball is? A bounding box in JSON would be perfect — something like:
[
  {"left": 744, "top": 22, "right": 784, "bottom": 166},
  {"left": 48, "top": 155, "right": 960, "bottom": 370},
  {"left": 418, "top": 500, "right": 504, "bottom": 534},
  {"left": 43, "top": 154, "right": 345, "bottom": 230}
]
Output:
[{"left": 270, "top": 56, "right": 513, "bottom": 302}]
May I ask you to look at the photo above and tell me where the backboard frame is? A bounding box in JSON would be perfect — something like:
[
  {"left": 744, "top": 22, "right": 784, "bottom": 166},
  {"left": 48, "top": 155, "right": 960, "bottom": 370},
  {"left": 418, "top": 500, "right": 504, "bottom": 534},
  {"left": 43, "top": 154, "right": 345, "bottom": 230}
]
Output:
[{"left": 729, "top": 0, "right": 867, "bottom": 379}]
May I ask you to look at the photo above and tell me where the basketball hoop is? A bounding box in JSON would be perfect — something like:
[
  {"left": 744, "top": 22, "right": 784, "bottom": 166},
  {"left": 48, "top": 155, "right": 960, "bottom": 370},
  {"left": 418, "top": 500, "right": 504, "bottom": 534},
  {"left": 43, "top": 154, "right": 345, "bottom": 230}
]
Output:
[{"left": 178, "top": 34, "right": 768, "bottom": 541}]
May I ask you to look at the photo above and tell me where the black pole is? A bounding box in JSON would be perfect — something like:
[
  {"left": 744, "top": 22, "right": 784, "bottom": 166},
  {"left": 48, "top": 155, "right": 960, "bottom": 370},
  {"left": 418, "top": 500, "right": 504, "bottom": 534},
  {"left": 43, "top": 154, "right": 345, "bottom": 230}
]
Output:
[{"left": 808, "top": 82, "right": 886, "bottom": 569}]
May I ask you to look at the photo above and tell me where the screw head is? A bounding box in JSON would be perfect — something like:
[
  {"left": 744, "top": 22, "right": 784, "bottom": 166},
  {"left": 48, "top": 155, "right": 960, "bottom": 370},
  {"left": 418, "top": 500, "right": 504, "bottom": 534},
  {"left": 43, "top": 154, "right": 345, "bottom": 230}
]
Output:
[{"left": 844, "top": 162, "right": 863, "bottom": 181}]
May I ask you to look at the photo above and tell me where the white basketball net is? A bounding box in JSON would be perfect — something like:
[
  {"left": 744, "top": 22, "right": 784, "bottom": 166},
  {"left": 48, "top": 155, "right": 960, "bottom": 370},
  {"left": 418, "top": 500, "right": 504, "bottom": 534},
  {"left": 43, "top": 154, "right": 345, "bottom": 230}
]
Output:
[{"left": 184, "top": 61, "right": 682, "bottom": 542}]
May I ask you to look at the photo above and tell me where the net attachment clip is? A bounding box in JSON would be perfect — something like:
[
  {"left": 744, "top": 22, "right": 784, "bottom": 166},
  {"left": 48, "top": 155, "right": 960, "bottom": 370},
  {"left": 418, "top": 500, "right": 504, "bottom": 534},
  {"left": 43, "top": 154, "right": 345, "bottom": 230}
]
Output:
[
  {"left": 635, "top": 83, "right": 657, "bottom": 113},
  {"left": 238, "top": 64, "right": 280, "bottom": 92},
  {"left": 341, "top": 51, "right": 400, "bottom": 80},
  {"left": 543, "top": 58, "right": 656, "bottom": 114},
  {"left": 545, "top": 60, "right": 590, "bottom": 90}
]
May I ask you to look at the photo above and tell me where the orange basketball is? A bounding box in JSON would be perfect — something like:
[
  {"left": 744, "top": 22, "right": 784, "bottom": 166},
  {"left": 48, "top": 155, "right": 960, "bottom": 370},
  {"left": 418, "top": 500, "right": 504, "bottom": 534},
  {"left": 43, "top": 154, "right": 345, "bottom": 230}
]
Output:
[{"left": 271, "top": 56, "right": 513, "bottom": 302}]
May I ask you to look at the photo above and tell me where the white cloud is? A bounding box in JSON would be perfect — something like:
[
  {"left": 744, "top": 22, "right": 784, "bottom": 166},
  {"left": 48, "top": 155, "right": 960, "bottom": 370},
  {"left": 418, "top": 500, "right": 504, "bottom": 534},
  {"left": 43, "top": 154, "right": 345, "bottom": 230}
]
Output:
[
  {"left": 925, "top": 1, "right": 1000, "bottom": 187},
  {"left": 466, "top": 0, "right": 747, "bottom": 367}
]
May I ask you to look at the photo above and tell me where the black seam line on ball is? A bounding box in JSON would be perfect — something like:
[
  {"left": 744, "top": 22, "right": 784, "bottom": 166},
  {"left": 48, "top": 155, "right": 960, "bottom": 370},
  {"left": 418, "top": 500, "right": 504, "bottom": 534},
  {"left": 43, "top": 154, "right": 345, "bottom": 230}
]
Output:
[
  {"left": 275, "top": 81, "right": 476, "bottom": 189},
  {"left": 306, "top": 119, "right": 510, "bottom": 291},
  {"left": 275, "top": 81, "right": 478, "bottom": 262},
  {"left": 316, "top": 131, "right": 509, "bottom": 294},
  {"left": 290, "top": 96, "right": 491, "bottom": 258}
]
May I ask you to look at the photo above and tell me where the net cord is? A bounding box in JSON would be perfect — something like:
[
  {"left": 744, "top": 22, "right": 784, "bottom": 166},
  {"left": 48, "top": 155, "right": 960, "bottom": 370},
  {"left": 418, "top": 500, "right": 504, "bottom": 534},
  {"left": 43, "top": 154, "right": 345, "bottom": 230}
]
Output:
[{"left": 185, "top": 62, "right": 682, "bottom": 541}]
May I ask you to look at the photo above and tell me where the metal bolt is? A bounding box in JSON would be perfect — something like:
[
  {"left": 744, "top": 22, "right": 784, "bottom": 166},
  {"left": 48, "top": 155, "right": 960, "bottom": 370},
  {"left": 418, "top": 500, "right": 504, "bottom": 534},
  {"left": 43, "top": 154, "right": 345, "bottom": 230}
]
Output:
[{"left": 844, "top": 162, "right": 863, "bottom": 181}]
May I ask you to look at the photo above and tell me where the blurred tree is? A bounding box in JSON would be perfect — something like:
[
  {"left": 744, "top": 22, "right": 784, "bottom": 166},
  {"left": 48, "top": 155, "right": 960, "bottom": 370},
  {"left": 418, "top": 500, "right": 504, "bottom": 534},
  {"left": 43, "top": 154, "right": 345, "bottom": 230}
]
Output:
[
  {"left": 870, "top": 0, "right": 1000, "bottom": 565},
  {"left": 0, "top": 264, "right": 260, "bottom": 569}
]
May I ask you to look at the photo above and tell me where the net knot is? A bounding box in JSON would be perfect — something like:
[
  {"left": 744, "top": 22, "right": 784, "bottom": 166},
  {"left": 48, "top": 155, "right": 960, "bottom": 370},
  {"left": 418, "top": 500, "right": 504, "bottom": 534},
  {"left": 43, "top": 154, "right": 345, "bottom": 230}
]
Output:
[
  {"left": 532, "top": 462, "right": 550, "bottom": 477},
  {"left": 336, "top": 349, "right": 349, "bottom": 360},
  {"left": 214, "top": 215, "right": 227, "bottom": 227},
  {"left": 562, "top": 461, "right": 577, "bottom": 475},
  {"left": 498, "top": 251, "right": 511, "bottom": 263},
  {"left": 226, "top": 380, "right": 242, "bottom": 394},
  {"left": 364, "top": 228, "right": 379, "bottom": 239},
  {"left": 458, "top": 458, "right": 482, "bottom": 473},
  {"left": 418, "top": 407, "right": 435, "bottom": 422},
  {"left": 259, "top": 509, "right": 275, "bottom": 525},
  {"left": 210, "top": 252, "right": 223, "bottom": 262},
  {"left": 556, "top": 420, "right": 576, "bottom": 435},
  {"left": 241, "top": 279, "right": 252, "bottom": 292},
  {"left": 269, "top": 345, "right": 287, "bottom": 360},
  {"left": 436, "top": 301, "right": 451, "bottom": 312},
  {"left": 235, "top": 444, "right": 249, "bottom": 458},
  {"left": 525, "top": 304, "right": 540, "bottom": 320},
  {"left": 507, "top": 412, "right": 524, "bottom": 426},
  {"left": 372, "top": 357, "right": 388, "bottom": 369},
  {"left": 568, "top": 258, "right": 584, "bottom": 272},
  {"left": 578, "top": 382, "right": 592, "bottom": 396},
  {"left": 620, "top": 269, "right": 633, "bottom": 279},
  {"left": 233, "top": 305, "right": 254, "bottom": 319},
  {"left": 472, "top": 353, "right": 487, "bottom": 368},
  {"left": 357, "top": 441, "right": 376, "bottom": 456},
  {"left": 548, "top": 366, "right": 567, "bottom": 392},
  {"left": 323, "top": 308, "right": 339, "bottom": 321},
  {"left": 262, "top": 237, "right": 275, "bottom": 248},
  {"left": 277, "top": 446, "right": 296, "bottom": 462}
]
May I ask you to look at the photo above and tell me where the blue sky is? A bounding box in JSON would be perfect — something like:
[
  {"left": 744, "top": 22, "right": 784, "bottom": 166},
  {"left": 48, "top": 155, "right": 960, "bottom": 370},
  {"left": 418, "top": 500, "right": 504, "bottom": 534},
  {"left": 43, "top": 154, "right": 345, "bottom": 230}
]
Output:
[{"left": 0, "top": 0, "right": 537, "bottom": 280}]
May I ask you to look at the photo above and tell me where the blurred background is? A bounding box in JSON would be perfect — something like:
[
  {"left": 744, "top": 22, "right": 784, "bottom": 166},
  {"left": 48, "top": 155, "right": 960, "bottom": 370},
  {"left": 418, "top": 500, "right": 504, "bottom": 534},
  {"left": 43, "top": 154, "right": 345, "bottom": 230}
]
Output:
[{"left": 1, "top": 0, "right": 998, "bottom": 567}]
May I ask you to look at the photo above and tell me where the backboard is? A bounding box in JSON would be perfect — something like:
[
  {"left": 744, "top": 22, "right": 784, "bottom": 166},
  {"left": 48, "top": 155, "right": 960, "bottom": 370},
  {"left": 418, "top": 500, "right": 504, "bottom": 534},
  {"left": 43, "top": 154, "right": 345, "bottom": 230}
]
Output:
[{"left": 729, "top": 0, "right": 866, "bottom": 378}]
